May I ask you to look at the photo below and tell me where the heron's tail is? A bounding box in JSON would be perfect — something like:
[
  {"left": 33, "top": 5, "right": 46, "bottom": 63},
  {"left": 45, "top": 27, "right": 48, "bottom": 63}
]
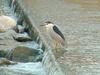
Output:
[{"left": 61, "top": 40, "right": 67, "bottom": 48}]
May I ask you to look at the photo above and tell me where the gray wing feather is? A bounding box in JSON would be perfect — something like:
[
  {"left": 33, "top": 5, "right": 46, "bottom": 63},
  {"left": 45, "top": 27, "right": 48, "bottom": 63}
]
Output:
[{"left": 53, "top": 25, "right": 65, "bottom": 40}]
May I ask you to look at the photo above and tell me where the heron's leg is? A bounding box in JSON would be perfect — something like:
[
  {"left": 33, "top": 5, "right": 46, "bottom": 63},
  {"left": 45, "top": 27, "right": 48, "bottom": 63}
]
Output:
[
  {"left": 53, "top": 40, "right": 57, "bottom": 52},
  {"left": 55, "top": 41, "right": 57, "bottom": 52},
  {"left": 55, "top": 41, "right": 60, "bottom": 52},
  {"left": 53, "top": 40, "right": 56, "bottom": 48},
  {"left": 53, "top": 40, "right": 60, "bottom": 52}
]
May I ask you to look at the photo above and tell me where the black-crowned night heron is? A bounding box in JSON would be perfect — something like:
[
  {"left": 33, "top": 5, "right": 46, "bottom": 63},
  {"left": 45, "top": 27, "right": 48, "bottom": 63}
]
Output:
[{"left": 41, "top": 21, "right": 65, "bottom": 50}]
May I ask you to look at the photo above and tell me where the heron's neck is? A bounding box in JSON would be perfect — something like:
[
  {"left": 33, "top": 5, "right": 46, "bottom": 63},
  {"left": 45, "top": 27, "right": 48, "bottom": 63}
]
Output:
[{"left": 45, "top": 24, "right": 54, "bottom": 31}]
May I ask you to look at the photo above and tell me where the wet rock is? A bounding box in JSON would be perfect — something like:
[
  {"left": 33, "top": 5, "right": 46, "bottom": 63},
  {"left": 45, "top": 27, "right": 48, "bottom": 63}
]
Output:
[
  {"left": 0, "top": 58, "right": 17, "bottom": 65},
  {"left": 15, "top": 25, "right": 25, "bottom": 33},
  {"left": 0, "top": 30, "right": 21, "bottom": 54},
  {"left": 17, "top": 17, "right": 24, "bottom": 25},
  {"left": 0, "top": 15, "right": 17, "bottom": 32},
  {"left": 10, "top": 44, "right": 43, "bottom": 62},
  {"left": 0, "top": 51, "right": 8, "bottom": 57},
  {"left": 13, "top": 32, "right": 32, "bottom": 42}
]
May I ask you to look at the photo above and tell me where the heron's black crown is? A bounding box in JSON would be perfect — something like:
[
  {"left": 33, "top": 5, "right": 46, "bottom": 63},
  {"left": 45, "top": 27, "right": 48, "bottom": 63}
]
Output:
[{"left": 45, "top": 21, "right": 53, "bottom": 24}]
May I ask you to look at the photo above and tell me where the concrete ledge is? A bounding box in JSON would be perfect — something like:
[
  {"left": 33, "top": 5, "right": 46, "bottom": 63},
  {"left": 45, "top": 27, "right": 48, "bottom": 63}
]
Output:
[{"left": 10, "top": 0, "right": 65, "bottom": 75}]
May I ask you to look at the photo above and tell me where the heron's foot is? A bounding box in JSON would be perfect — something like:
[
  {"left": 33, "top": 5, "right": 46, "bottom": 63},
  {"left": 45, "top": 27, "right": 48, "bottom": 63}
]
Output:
[
  {"left": 53, "top": 48, "right": 67, "bottom": 59},
  {"left": 54, "top": 47, "right": 67, "bottom": 52},
  {"left": 54, "top": 47, "right": 67, "bottom": 54}
]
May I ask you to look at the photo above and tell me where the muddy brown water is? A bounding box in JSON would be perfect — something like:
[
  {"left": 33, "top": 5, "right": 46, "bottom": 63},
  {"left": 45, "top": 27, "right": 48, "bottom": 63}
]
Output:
[
  {"left": 18, "top": 0, "right": 100, "bottom": 75},
  {"left": 19, "top": 0, "right": 100, "bottom": 49}
]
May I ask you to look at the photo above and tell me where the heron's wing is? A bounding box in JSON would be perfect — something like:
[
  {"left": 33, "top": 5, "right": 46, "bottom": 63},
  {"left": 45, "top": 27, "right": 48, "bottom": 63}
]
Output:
[{"left": 53, "top": 25, "right": 65, "bottom": 40}]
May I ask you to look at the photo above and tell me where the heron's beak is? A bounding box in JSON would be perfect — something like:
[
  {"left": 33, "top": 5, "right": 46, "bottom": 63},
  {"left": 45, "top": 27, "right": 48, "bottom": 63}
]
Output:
[{"left": 40, "top": 24, "right": 45, "bottom": 26}]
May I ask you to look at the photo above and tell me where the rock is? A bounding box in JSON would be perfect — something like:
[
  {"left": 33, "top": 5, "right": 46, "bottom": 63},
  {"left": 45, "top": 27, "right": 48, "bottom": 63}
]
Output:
[
  {"left": 10, "top": 43, "right": 43, "bottom": 62},
  {"left": 12, "top": 32, "right": 32, "bottom": 42},
  {"left": 16, "top": 25, "right": 25, "bottom": 33},
  {"left": 0, "top": 51, "right": 8, "bottom": 57},
  {"left": 0, "top": 30, "right": 22, "bottom": 54},
  {"left": 0, "top": 15, "right": 17, "bottom": 32},
  {"left": 17, "top": 17, "right": 24, "bottom": 25},
  {"left": 0, "top": 58, "right": 17, "bottom": 65}
]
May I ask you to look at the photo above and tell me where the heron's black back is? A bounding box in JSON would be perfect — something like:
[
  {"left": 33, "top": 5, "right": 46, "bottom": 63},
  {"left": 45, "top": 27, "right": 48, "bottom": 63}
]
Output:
[{"left": 53, "top": 25, "right": 65, "bottom": 40}]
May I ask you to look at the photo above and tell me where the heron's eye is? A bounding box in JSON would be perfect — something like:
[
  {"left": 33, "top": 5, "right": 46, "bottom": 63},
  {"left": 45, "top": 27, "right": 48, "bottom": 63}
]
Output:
[{"left": 45, "top": 23, "right": 48, "bottom": 26}]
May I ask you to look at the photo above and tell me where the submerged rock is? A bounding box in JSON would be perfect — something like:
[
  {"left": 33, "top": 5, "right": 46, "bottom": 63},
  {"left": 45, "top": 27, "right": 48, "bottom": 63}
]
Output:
[
  {"left": 0, "top": 15, "right": 17, "bottom": 32},
  {"left": 12, "top": 32, "right": 32, "bottom": 42},
  {"left": 10, "top": 44, "right": 43, "bottom": 62},
  {"left": 0, "top": 58, "right": 17, "bottom": 65}
]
